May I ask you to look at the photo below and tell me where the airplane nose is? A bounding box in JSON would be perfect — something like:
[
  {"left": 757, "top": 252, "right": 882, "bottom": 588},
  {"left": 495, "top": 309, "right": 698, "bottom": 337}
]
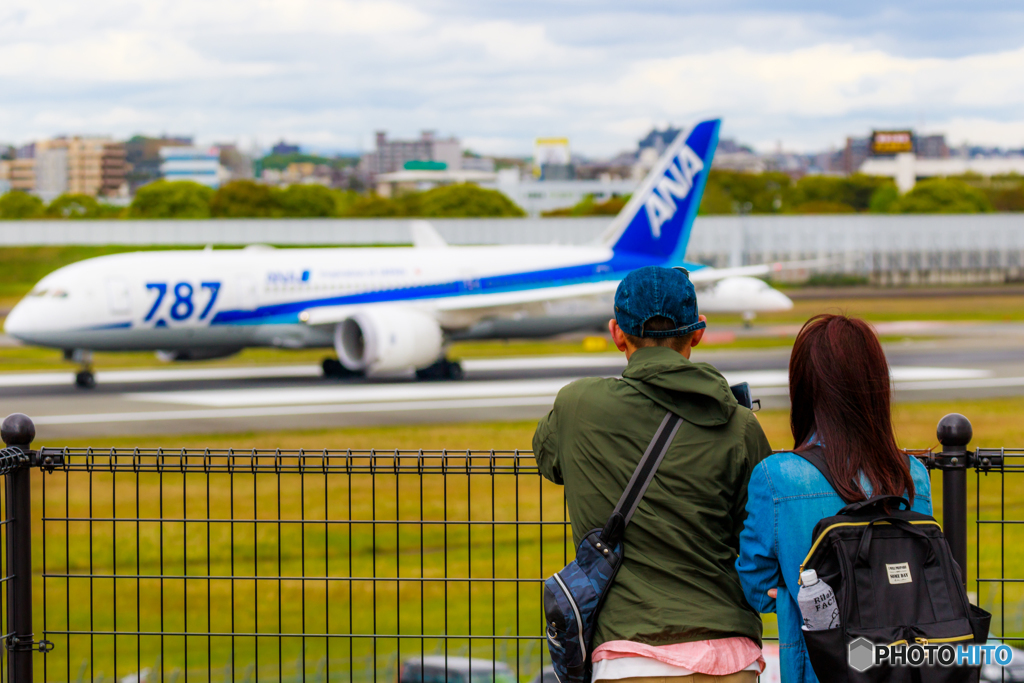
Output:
[
  {"left": 3, "top": 300, "right": 31, "bottom": 338},
  {"left": 771, "top": 289, "right": 794, "bottom": 311}
]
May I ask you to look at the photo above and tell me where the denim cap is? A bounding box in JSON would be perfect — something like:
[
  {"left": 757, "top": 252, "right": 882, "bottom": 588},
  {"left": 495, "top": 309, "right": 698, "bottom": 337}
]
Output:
[{"left": 614, "top": 266, "right": 707, "bottom": 338}]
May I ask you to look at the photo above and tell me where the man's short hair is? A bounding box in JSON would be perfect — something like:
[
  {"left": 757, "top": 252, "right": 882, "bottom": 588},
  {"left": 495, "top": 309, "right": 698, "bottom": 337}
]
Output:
[{"left": 624, "top": 315, "right": 695, "bottom": 352}]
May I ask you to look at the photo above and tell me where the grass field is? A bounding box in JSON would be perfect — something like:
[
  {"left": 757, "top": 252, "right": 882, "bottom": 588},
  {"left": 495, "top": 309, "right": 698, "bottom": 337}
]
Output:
[{"left": 22, "top": 398, "right": 1024, "bottom": 680}]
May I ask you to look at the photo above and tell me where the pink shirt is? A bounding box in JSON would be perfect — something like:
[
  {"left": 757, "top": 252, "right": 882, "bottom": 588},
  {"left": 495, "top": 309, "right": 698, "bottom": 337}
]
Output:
[{"left": 592, "top": 637, "right": 765, "bottom": 677}]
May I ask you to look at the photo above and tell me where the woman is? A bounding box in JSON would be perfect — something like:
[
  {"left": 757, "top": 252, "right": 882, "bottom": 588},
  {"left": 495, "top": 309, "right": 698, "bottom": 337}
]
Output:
[{"left": 735, "top": 314, "right": 932, "bottom": 683}]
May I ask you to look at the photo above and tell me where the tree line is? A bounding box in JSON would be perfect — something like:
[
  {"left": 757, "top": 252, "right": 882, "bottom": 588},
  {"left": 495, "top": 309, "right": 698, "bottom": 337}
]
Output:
[
  {"left": 0, "top": 180, "right": 525, "bottom": 220},
  {"left": 2, "top": 171, "right": 1022, "bottom": 220},
  {"left": 546, "top": 171, "right": 1022, "bottom": 216}
]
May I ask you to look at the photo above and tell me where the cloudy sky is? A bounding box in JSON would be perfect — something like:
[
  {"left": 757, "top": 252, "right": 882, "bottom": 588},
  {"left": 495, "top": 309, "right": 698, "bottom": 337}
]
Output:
[{"left": 2, "top": 1, "right": 1024, "bottom": 156}]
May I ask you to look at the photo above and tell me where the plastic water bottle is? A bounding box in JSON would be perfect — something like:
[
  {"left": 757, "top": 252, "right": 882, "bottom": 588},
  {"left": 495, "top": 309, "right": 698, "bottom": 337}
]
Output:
[{"left": 799, "top": 569, "right": 839, "bottom": 631}]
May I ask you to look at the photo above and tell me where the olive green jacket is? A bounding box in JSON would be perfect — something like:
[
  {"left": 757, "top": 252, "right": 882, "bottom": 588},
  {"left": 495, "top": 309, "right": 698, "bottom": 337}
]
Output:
[{"left": 533, "top": 346, "right": 772, "bottom": 647}]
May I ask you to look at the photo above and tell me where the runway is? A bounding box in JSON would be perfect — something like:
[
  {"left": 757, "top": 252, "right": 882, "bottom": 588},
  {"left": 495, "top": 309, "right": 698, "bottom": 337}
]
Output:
[{"left": 4, "top": 336, "right": 1024, "bottom": 439}]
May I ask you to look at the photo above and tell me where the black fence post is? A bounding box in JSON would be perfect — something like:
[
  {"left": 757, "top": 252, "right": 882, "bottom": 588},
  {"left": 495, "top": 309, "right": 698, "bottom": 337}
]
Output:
[
  {"left": 3, "top": 413, "right": 35, "bottom": 683},
  {"left": 936, "top": 413, "right": 972, "bottom": 587}
]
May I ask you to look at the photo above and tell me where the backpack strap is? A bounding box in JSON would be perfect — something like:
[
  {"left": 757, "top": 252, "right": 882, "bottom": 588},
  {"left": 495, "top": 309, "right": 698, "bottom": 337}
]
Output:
[
  {"left": 797, "top": 446, "right": 914, "bottom": 511},
  {"left": 796, "top": 445, "right": 856, "bottom": 505},
  {"left": 600, "top": 411, "right": 683, "bottom": 544}
]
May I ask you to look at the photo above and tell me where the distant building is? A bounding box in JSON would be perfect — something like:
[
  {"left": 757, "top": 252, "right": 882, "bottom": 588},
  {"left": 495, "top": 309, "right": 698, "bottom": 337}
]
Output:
[
  {"left": 125, "top": 136, "right": 193, "bottom": 191},
  {"left": 35, "top": 147, "right": 68, "bottom": 198},
  {"left": 160, "top": 147, "right": 222, "bottom": 188},
  {"left": 915, "top": 134, "right": 950, "bottom": 159},
  {"left": 488, "top": 174, "right": 637, "bottom": 217},
  {"left": 843, "top": 137, "right": 872, "bottom": 175},
  {"left": 638, "top": 127, "right": 682, "bottom": 156},
  {"left": 9, "top": 158, "right": 35, "bottom": 192},
  {"left": 860, "top": 155, "right": 1024, "bottom": 192},
  {"left": 14, "top": 137, "right": 127, "bottom": 199},
  {"left": 217, "top": 143, "right": 254, "bottom": 181},
  {"left": 271, "top": 141, "right": 300, "bottom": 156},
  {"left": 374, "top": 168, "right": 497, "bottom": 198},
  {"left": 0, "top": 160, "right": 11, "bottom": 194},
  {"left": 362, "top": 131, "right": 462, "bottom": 178}
]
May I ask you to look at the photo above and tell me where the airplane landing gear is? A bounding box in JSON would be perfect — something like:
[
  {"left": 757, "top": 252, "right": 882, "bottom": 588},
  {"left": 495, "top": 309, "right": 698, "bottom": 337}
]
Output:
[
  {"left": 65, "top": 349, "right": 96, "bottom": 389},
  {"left": 322, "top": 357, "right": 364, "bottom": 379},
  {"left": 416, "top": 358, "right": 463, "bottom": 381},
  {"left": 741, "top": 311, "right": 757, "bottom": 329}
]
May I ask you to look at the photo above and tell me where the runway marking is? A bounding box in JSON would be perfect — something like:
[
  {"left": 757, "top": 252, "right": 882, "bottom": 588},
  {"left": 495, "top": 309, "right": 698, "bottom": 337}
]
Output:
[
  {"left": 127, "top": 378, "right": 576, "bottom": 408},
  {"left": 30, "top": 396, "right": 559, "bottom": 426},
  {"left": 121, "top": 366, "right": 991, "bottom": 408},
  {"left": 0, "top": 364, "right": 322, "bottom": 387},
  {"left": 0, "top": 357, "right": 624, "bottom": 388}
]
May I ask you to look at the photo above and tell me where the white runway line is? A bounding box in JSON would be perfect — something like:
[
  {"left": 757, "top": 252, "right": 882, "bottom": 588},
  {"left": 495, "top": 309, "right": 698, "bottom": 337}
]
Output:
[
  {"left": 31, "top": 396, "right": 559, "bottom": 426},
  {"left": 0, "top": 364, "right": 323, "bottom": 387},
  {"left": 0, "top": 356, "right": 623, "bottom": 388},
  {"left": 127, "top": 378, "right": 577, "bottom": 408},
  {"left": 120, "top": 366, "right": 993, "bottom": 409}
]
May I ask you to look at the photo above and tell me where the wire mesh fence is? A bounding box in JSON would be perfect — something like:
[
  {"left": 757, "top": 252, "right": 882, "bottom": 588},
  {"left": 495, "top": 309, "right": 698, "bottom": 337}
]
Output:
[
  {"left": 0, "top": 412, "right": 1014, "bottom": 681},
  {"left": 35, "top": 448, "right": 570, "bottom": 683}
]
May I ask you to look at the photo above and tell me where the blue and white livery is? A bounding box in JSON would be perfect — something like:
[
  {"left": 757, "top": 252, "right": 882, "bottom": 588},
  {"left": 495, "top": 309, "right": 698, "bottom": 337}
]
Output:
[{"left": 5, "top": 119, "right": 792, "bottom": 386}]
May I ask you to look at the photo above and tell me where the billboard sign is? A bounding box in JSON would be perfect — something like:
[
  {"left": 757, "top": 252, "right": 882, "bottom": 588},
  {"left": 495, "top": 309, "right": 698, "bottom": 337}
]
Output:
[{"left": 872, "top": 130, "right": 914, "bottom": 155}]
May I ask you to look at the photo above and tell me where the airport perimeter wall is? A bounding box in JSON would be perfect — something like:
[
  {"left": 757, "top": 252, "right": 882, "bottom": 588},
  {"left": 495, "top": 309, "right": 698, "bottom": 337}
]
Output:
[{"left": 4, "top": 214, "right": 1024, "bottom": 282}]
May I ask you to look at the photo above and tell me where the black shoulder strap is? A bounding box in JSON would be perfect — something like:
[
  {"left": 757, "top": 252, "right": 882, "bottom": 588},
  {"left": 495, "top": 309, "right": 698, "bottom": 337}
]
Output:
[
  {"left": 796, "top": 445, "right": 856, "bottom": 505},
  {"left": 601, "top": 411, "right": 683, "bottom": 543}
]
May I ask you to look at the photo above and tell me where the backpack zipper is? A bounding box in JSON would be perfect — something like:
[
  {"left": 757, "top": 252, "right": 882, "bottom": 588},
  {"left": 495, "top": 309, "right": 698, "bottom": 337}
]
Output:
[
  {"left": 552, "top": 572, "right": 588, "bottom": 665},
  {"left": 915, "top": 634, "right": 974, "bottom": 645},
  {"left": 799, "top": 520, "right": 942, "bottom": 581}
]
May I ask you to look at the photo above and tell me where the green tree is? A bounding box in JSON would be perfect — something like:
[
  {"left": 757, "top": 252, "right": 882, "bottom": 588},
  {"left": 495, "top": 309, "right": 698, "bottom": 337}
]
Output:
[
  {"left": 697, "top": 177, "right": 735, "bottom": 215},
  {"left": 789, "top": 174, "right": 891, "bottom": 212},
  {"left": 414, "top": 184, "right": 526, "bottom": 217},
  {"left": 869, "top": 185, "right": 900, "bottom": 213},
  {"left": 129, "top": 181, "right": 214, "bottom": 219},
  {"left": 45, "top": 193, "right": 101, "bottom": 219},
  {"left": 542, "top": 194, "right": 629, "bottom": 217},
  {"left": 277, "top": 184, "right": 338, "bottom": 217},
  {"left": 790, "top": 200, "right": 855, "bottom": 214},
  {"left": 894, "top": 178, "right": 993, "bottom": 213},
  {"left": 346, "top": 194, "right": 404, "bottom": 217},
  {"left": 209, "top": 180, "right": 279, "bottom": 218},
  {"left": 701, "top": 170, "right": 793, "bottom": 214},
  {"left": 0, "top": 191, "right": 44, "bottom": 219}
]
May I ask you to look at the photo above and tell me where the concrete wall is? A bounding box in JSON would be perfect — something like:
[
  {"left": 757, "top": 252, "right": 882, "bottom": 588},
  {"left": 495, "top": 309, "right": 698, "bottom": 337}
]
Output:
[{"left": 2, "top": 214, "right": 1024, "bottom": 281}]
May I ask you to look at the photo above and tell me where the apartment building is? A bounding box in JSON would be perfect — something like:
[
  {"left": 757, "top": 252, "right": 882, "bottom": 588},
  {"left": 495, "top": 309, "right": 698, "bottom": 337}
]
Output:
[
  {"left": 361, "top": 131, "right": 462, "bottom": 177},
  {"left": 10, "top": 137, "right": 127, "bottom": 198},
  {"left": 159, "top": 146, "right": 222, "bottom": 188}
]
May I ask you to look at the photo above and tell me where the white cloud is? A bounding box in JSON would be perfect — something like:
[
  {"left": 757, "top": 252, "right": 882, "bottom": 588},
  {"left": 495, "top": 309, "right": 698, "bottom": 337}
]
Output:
[{"left": 1, "top": 2, "right": 1024, "bottom": 154}]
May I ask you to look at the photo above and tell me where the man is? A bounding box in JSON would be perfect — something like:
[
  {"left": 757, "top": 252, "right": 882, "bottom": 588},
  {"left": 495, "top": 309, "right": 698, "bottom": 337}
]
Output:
[{"left": 533, "top": 266, "right": 772, "bottom": 683}]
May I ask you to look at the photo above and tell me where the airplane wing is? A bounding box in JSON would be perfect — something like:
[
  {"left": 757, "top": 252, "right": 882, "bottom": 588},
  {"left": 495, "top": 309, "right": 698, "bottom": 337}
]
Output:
[
  {"left": 299, "top": 281, "right": 619, "bottom": 326},
  {"left": 688, "top": 258, "right": 832, "bottom": 284}
]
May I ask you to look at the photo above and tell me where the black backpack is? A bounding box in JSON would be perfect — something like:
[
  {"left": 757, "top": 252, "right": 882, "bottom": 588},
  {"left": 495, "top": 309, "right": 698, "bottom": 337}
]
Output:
[{"left": 797, "top": 447, "right": 991, "bottom": 683}]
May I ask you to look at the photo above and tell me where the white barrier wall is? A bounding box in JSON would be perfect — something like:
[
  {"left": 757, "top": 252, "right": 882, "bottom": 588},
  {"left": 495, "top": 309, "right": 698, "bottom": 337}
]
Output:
[{"left": 2, "top": 214, "right": 1024, "bottom": 277}]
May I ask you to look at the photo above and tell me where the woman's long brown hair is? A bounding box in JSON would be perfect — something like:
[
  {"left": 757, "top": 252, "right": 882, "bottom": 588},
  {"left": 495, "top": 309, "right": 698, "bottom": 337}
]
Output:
[{"left": 789, "top": 313, "right": 914, "bottom": 503}]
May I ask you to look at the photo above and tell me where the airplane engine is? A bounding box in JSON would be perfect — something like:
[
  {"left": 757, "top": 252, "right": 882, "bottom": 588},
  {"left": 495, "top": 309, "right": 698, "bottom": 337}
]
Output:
[
  {"left": 699, "top": 276, "right": 794, "bottom": 313},
  {"left": 334, "top": 307, "right": 443, "bottom": 373}
]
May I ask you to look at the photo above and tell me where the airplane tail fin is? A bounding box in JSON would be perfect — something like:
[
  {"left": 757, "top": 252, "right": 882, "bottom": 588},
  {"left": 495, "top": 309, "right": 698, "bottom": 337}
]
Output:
[{"left": 600, "top": 119, "right": 720, "bottom": 263}]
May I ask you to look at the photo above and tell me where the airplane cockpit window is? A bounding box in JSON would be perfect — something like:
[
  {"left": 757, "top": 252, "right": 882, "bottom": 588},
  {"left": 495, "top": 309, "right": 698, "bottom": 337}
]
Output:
[
  {"left": 52, "top": 290, "right": 69, "bottom": 298},
  {"left": 28, "top": 288, "right": 48, "bottom": 297}
]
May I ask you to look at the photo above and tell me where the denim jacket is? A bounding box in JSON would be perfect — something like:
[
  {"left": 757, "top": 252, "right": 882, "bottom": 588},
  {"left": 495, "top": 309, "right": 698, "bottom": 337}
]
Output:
[{"left": 735, "top": 450, "right": 932, "bottom": 683}]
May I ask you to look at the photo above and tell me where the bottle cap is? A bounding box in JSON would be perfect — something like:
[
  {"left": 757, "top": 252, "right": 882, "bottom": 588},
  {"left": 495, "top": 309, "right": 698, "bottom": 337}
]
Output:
[{"left": 800, "top": 569, "right": 819, "bottom": 586}]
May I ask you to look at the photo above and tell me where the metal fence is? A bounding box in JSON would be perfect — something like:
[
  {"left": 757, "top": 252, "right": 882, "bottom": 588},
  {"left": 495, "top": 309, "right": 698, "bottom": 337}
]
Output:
[{"left": 0, "top": 411, "right": 1015, "bottom": 681}]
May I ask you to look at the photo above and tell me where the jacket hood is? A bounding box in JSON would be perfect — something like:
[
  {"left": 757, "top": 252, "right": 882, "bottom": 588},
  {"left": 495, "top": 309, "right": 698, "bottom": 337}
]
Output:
[{"left": 621, "top": 346, "right": 737, "bottom": 427}]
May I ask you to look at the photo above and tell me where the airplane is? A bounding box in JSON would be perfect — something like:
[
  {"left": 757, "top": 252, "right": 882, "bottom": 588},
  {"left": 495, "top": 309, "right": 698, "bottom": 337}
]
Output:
[{"left": 4, "top": 118, "right": 794, "bottom": 388}]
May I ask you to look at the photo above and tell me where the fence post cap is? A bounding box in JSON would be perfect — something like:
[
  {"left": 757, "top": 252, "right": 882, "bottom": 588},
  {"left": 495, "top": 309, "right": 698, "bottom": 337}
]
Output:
[
  {"left": 1, "top": 413, "right": 34, "bottom": 448},
  {"left": 937, "top": 413, "right": 972, "bottom": 452}
]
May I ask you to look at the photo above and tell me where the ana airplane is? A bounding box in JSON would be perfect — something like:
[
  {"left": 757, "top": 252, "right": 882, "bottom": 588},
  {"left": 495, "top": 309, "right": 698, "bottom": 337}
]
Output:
[{"left": 5, "top": 118, "right": 794, "bottom": 388}]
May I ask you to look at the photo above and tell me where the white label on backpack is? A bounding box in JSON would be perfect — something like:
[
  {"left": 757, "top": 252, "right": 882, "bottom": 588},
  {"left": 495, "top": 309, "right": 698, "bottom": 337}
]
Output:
[{"left": 887, "top": 562, "right": 912, "bottom": 584}]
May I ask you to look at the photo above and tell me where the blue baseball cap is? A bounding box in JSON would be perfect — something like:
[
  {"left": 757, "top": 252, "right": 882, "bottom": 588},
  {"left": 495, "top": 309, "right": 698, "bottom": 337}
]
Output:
[{"left": 614, "top": 266, "right": 706, "bottom": 338}]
